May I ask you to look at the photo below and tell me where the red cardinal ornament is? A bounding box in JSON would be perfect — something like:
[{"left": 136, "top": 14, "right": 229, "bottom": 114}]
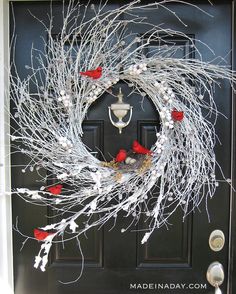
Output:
[
  {"left": 115, "top": 149, "right": 127, "bottom": 162},
  {"left": 47, "top": 184, "right": 63, "bottom": 195},
  {"left": 34, "top": 228, "right": 54, "bottom": 241},
  {"left": 132, "top": 140, "right": 152, "bottom": 155},
  {"left": 79, "top": 66, "right": 102, "bottom": 79},
  {"left": 171, "top": 109, "right": 184, "bottom": 121}
]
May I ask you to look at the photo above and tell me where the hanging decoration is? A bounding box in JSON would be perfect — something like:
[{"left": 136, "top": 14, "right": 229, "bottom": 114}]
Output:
[{"left": 10, "top": 0, "right": 236, "bottom": 281}]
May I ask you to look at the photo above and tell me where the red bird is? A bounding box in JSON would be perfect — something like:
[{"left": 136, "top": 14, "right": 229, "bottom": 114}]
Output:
[
  {"left": 132, "top": 140, "right": 152, "bottom": 155},
  {"left": 115, "top": 149, "right": 127, "bottom": 162},
  {"left": 47, "top": 184, "right": 63, "bottom": 195},
  {"left": 79, "top": 66, "right": 102, "bottom": 79},
  {"left": 34, "top": 228, "right": 54, "bottom": 241},
  {"left": 171, "top": 109, "right": 184, "bottom": 121}
]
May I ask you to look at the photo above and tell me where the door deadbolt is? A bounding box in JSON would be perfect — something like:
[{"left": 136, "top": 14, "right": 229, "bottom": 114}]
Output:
[
  {"left": 206, "top": 261, "right": 224, "bottom": 294},
  {"left": 209, "top": 230, "right": 225, "bottom": 252}
]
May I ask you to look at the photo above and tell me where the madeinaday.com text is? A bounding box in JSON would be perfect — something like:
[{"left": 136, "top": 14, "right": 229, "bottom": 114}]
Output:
[{"left": 129, "top": 283, "right": 207, "bottom": 290}]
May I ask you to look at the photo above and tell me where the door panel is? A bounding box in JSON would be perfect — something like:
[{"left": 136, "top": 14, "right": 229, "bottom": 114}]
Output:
[
  {"left": 10, "top": 1, "right": 233, "bottom": 294},
  {"left": 137, "top": 214, "right": 192, "bottom": 268}
]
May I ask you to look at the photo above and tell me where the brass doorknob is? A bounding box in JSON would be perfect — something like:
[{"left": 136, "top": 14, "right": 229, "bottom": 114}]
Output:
[{"left": 206, "top": 261, "right": 224, "bottom": 294}]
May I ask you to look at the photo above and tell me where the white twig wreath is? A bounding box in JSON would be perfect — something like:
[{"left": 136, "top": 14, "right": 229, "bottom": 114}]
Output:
[{"left": 10, "top": 0, "right": 235, "bottom": 280}]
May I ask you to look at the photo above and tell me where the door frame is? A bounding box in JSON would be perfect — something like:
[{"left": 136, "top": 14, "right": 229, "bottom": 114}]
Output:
[
  {"left": 1, "top": 1, "right": 236, "bottom": 293},
  {"left": 0, "top": 0, "right": 13, "bottom": 293},
  {"left": 229, "top": 2, "right": 236, "bottom": 293}
]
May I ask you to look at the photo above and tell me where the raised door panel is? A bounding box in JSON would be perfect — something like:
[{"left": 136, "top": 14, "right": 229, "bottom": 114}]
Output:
[
  {"left": 49, "top": 121, "right": 104, "bottom": 268},
  {"left": 137, "top": 121, "right": 192, "bottom": 269}
]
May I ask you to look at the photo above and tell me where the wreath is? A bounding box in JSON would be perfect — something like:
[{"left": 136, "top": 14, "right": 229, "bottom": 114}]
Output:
[{"left": 10, "top": 0, "right": 235, "bottom": 281}]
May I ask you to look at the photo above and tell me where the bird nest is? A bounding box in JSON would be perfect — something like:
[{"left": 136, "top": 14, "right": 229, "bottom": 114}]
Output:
[{"left": 102, "top": 153, "right": 152, "bottom": 174}]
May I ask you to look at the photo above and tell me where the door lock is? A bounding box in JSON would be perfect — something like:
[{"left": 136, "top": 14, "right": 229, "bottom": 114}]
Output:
[
  {"left": 209, "top": 230, "right": 225, "bottom": 252},
  {"left": 206, "top": 261, "right": 224, "bottom": 294}
]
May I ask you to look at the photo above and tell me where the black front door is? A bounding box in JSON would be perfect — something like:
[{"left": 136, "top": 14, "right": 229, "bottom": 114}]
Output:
[{"left": 11, "top": 1, "right": 234, "bottom": 294}]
